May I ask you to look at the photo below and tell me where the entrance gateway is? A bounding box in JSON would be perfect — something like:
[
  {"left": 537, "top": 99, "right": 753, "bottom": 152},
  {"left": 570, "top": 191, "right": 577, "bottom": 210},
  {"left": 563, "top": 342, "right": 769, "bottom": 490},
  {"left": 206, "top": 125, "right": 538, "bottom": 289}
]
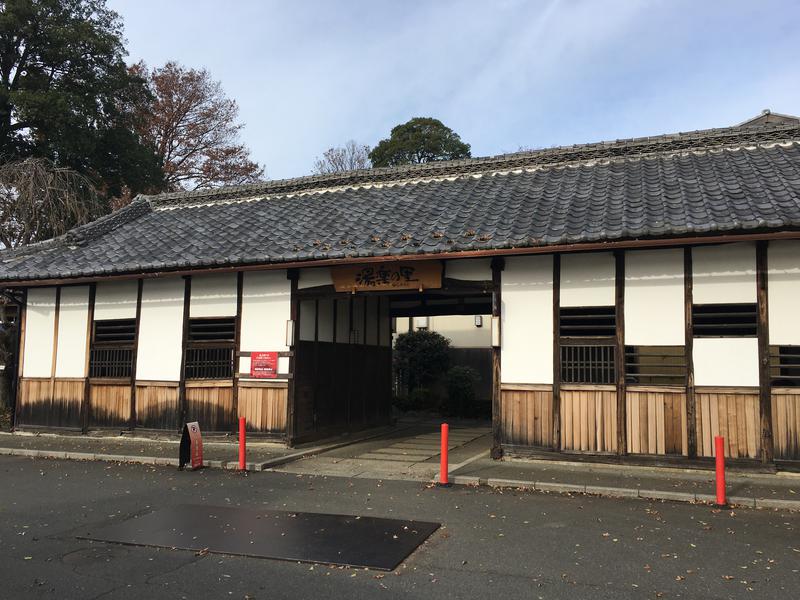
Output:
[{"left": 290, "top": 259, "right": 496, "bottom": 445}]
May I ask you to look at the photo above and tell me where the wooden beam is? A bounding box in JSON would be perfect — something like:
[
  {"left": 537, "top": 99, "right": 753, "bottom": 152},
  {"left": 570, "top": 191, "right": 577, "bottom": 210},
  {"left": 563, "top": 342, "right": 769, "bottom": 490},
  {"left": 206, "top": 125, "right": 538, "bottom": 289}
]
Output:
[
  {"left": 615, "top": 251, "right": 626, "bottom": 455},
  {"left": 490, "top": 257, "right": 504, "bottom": 460},
  {"left": 129, "top": 279, "right": 143, "bottom": 429},
  {"left": 9, "top": 230, "right": 800, "bottom": 288},
  {"left": 756, "top": 241, "right": 774, "bottom": 464},
  {"left": 81, "top": 284, "right": 96, "bottom": 433},
  {"left": 286, "top": 268, "right": 299, "bottom": 446},
  {"left": 684, "top": 247, "right": 698, "bottom": 459},
  {"left": 178, "top": 276, "right": 191, "bottom": 430},
  {"left": 552, "top": 254, "right": 562, "bottom": 451},
  {"left": 231, "top": 272, "right": 244, "bottom": 432}
]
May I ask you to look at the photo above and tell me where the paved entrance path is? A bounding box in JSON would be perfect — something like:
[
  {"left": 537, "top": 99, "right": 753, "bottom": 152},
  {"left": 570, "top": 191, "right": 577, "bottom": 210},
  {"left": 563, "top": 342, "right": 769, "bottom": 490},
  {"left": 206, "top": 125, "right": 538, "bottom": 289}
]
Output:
[{"left": 273, "top": 420, "right": 491, "bottom": 481}]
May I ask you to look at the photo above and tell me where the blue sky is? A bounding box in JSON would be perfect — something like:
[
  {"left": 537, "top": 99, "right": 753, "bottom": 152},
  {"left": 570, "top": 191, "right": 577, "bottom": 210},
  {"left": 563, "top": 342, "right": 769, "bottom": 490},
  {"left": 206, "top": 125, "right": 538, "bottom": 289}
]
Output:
[{"left": 109, "top": 0, "right": 800, "bottom": 181}]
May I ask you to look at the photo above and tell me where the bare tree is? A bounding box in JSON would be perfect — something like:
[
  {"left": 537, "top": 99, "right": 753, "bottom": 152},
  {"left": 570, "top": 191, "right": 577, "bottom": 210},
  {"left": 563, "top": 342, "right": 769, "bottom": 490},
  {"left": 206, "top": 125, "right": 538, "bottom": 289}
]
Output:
[
  {"left": 313, "top": 140, "right": 372, "bottom": 174},
  {"left": 131, "top": 61, "right": 265, "bottom": 192},
  {"left": 0, "top": 158, "right": 101, "bottom": 248}
]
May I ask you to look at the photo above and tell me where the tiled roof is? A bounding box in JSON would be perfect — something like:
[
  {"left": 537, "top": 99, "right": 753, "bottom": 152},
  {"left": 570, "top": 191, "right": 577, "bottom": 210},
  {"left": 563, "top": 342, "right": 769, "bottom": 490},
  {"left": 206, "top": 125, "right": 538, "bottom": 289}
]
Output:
[{"left": 2, "top": 121, "right": 800, "bottom": 283}]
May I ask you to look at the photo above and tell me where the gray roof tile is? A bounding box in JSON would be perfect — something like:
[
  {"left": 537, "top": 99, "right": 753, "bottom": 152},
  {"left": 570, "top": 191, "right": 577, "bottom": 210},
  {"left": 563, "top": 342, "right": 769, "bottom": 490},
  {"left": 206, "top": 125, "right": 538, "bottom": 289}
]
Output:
[{"left": 2, "top": 124, "right": 800, "bottom": 282}]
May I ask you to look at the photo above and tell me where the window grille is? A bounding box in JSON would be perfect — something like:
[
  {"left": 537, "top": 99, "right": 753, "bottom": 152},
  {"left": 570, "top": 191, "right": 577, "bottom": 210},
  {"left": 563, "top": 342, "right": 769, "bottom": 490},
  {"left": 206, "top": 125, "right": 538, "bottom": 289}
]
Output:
[
  {"left": 625, "top": 346, "right": 687, "bottom": 386},
  {"left": 770, "top": 346, "right": 800, "bottom": 387},
  {"left": 89, "top": 319, "right": 136, "bottom": 378},
  {"left": 692, "top": 303, "right": 757, "bottom": 337},
  {"left": 184, "top": 317, "right": 236, "bottom": 379},
  {"left": 560, "top": 341, "right": 616, "bottom": 384}
]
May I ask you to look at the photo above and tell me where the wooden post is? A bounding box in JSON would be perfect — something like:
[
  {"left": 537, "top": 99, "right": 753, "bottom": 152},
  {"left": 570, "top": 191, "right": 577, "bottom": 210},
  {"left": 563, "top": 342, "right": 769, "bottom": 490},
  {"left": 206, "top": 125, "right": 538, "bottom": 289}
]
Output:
[
  {"left": 490, "top": 257, "right": 504, "bottom": 460},
  {"left": 684, "top": 247, "right": 698, "bottom": 459},
  {"left": 552, "top": 254, "right": 562, "bottom": 451},
  {"left": 81, "top": 284, "right": 96, "bottom": 433},
  {"left": 231, "top": 272, "right": 244, "bottom": 433},
  {"left": 756, "top": 241, "right": 774, "bottom": 464},
  {"left": 615, "top": 251, "right": 626, "bottom": 455},
  {"left": 129, "top": 280, "right": 143, "bottom": 429},
  {"left": 286, "top": 268, "right": 299, "bottom": 446},
  {"left": 178, "top": 276, "right": 191, "bottom": 429},
  {"left": 50, "top": 287, "right": 61, "bottom": 414},
  {"left": 13, "top": 289, "right": 28, "bottom": 430}
]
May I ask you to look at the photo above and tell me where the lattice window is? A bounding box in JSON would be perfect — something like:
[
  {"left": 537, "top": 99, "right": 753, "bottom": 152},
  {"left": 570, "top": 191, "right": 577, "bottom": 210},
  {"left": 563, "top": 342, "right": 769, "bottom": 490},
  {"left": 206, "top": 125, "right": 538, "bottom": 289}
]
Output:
[
  {"left": 560, "top": 341, "right": 616, "bottom": 385},
  {"left": 625, "top": 346, "right": 687, "bottom": 386},
  {"left": 692, "top": 303, "right": 757, "bottom": 337},
  {"left": 559, "top": 306, "right": 616, "bottom": 384},
  {"left": 184, "top": 317, "right": 236, "bottom": 379},
  {"left": 89, "top": 319, "right": 136, "bottom": 378}
]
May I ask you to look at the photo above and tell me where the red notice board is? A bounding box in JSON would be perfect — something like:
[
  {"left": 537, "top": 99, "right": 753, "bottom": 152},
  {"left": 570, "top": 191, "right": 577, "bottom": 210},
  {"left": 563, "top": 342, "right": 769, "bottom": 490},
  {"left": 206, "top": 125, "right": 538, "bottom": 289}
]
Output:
[{"left": 250, "top": 351, "right": 279, "bottom": 379}]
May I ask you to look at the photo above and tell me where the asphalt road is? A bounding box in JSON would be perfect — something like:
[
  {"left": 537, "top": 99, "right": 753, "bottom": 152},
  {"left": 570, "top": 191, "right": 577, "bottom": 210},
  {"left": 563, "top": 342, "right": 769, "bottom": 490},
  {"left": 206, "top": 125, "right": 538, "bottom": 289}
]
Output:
[{"left": 1, "top": 456, "right": 798, "bottom": 599}]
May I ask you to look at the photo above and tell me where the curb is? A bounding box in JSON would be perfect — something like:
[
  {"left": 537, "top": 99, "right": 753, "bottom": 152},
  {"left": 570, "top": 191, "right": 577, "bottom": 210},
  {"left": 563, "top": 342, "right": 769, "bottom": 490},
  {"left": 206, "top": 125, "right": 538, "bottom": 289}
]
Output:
[
  {"left": 0, "top": 424, "right": 410, "bottom": 473},
  {"left": 478, "top": 477, "right": 800, "bottom": 510}
]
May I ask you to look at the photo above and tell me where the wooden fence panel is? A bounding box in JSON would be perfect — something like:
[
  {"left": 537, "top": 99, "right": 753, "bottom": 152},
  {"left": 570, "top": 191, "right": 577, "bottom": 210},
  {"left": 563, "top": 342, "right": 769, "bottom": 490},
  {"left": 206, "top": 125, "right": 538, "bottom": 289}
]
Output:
[
  {"left": 89, "top": 383, "right": 131, "bottom": 428},
  {"left": 560, "top": 388, "right": 617, "bottom": 453},
  {"left": 135, "top": 383, "right": 180, "bottom": 430},
  {"left": 696, "top": 390, "right": 759, "bottom": 458},
  {"left": 185, "top": 384, "right": 235, "bottom": 432},
  {"left": 237, "top": 383, "right": 288, "bottom": 433},
  {"left": 772, "top": 390, "right": 800, "bottom": 461},
  {"left": 626, "top": 390, "right": 687, "bottom": 455},
  {"left": 500, "top": 387, "right": 553, "bottom": 447},
  {"left": 17, "top": 378, "right": 83, "bottom": 428}
]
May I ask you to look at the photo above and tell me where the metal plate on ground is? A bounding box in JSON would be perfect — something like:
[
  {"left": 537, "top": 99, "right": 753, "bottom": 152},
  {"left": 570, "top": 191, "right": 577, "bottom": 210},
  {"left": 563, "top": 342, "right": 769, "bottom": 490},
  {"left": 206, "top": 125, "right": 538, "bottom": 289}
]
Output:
[{"left": 78, "top": 504, "right": 440, "bottom": 571}]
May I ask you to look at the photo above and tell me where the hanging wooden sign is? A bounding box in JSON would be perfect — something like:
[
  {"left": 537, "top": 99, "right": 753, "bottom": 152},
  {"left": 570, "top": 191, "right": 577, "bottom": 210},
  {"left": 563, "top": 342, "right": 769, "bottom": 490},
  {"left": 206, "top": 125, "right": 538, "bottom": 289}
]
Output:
[{"left": 331, "top": 261, "right": 442, "bottom": 292}]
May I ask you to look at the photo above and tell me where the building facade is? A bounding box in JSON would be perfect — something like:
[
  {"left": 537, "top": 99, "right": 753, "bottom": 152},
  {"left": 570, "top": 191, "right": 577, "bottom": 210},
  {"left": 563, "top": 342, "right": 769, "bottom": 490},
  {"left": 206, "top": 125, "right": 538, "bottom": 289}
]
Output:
[{"left": 3, "top": 115, "right": 800, "bottom": 465}]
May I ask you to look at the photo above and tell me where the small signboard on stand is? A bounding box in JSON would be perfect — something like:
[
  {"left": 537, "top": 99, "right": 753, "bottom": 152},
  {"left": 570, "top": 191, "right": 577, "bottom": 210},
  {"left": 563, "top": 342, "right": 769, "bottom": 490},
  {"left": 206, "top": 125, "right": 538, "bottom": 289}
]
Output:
[
  {"left": 250, "top": 351, "right": 279, "bottom": 379},
  {"left": 179, "top": 421, "right": 203, "bottom": 470}
]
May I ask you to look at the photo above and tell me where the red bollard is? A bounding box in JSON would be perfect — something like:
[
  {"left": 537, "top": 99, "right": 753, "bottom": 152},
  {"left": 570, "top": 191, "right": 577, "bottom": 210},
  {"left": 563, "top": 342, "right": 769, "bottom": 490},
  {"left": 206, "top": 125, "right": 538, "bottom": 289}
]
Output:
[
  {"left": 239, "top": 417, "right": 247, "bottom": 471},
  {"left": 439, "top": 423, "right": 449, "bottom": 486},
  {"left": 715, "top": 436, "right": 726, "bottom": 506}
]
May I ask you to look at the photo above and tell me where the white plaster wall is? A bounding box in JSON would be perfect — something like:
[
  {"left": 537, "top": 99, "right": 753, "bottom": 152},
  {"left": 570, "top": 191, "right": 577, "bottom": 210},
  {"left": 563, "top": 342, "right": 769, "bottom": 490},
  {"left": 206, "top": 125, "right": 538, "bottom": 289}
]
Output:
[
  {"left": 190, "top": 273, "right": 237, "bottom": 317},
  {"left": 768, "top": 240, "right": 800, "bottom": 344},
  {"left": 298, "top": 267, "right": 332, "bottom": 289},
  {"left": 239, "top": 271, "right": 291, "bottom": 376},
  {"left": 560, "top": 252, "right": 615, "bottom": 307},
  {"left": 23, "top": 287, "right": 57, "bottom": 378},
  {"left": 335, "top": 298, "right": 350, "bottom": 343},
  {"left": 54, "top": 286, "right": 90, "bottom": 377},
  {"left": 501, "top": 255, "right": 553, "bottom": 384},
  {"left": 136, "top": 278, "right": 185, "bottom": 381},
  {"left": 445, "top": 258, "right": 491, "bottom": 281},
  {"left": 318, "top": 298, "right": 334, "bottom": 343},
  {"left": 428, "top": 315, "right": 492, "bottom": 348},
  {"left": 299, "top": 299, "right": 316, "bottom": 341},
  {"left": 366, "top": 297, "right": 379, "bottom": 345},
  {"left": 692, "top": 243, "right": 756, "bottom": 304},
  {"left": 694, "top": 338, "right": 759, "bottom": 386},
  {"left": 94, "top": 280, "right": 138, "bottom": 320},
  {"left": 625, "top": 248, "right": 685, "bottom": 345}
]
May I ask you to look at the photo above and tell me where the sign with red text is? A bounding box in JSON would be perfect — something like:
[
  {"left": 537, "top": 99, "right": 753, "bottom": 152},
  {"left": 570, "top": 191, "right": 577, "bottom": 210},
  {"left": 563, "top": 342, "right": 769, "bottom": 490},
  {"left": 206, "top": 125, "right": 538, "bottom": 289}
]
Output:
[{"left": 250, "top": 351, "right": 279, "bottom": 379}]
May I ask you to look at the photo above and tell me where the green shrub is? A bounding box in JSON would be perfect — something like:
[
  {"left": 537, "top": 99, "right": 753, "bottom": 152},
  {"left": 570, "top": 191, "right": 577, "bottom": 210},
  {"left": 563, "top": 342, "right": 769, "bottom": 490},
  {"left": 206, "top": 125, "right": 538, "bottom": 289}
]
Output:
[
  {"left": 393, "top": 330, "right": 451, "bottom": 394},
  {"left": 442, "top": 365, "right": 480, "bottom": 417}
]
